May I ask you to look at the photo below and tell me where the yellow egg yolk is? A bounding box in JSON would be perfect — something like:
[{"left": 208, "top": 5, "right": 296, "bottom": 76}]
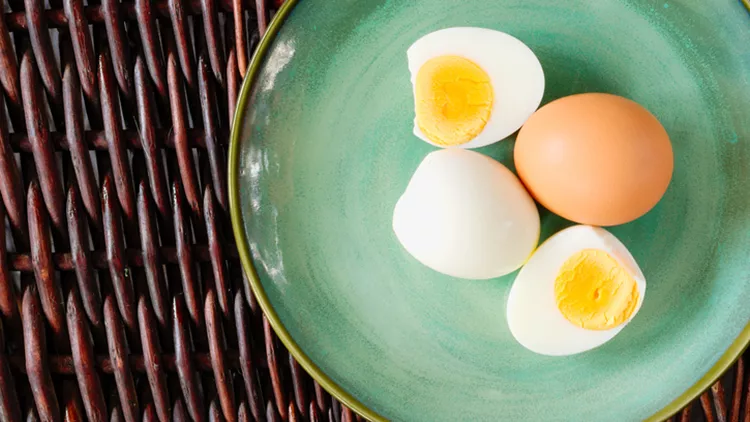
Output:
[
  {"left": 554, "top": 249, "right": 639, "bottom": 331},
  {"left": 414, "top": 56, "right": 494, "bottom": 146}
]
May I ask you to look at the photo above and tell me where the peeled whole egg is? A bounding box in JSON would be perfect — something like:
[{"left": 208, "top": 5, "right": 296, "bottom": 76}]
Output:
[
  {"left": 514, "top": 93, "right": 673, "bottom": 226},
  {"left": 407, "top": 27, "right": 545, "bottom": 149},
  {"left": 506, "top": 225, "right": 646, "bottom": 356},
  {"left": 393, "top": 149, "right": 540, "bottom": 279}
]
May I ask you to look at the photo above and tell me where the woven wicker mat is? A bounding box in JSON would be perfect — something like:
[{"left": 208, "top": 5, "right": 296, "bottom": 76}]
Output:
[{"left": 0, "top": 0, "right": 745, "bottom": 421}]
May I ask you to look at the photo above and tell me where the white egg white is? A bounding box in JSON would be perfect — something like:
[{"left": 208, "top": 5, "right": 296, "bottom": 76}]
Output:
[
  {"left": 407, "top": 27, "right": 545, "bottom": 149},
  {"left": 506, "top": 225, "right": 646, "bottom": 356},
  {"left": 393, "top": 149, "right": 540, "bottom": 280}
]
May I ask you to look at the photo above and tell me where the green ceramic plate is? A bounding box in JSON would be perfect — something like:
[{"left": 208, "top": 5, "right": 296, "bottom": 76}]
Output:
[{"left": 230, "top": 1, "right": 750, "bottom": 420}]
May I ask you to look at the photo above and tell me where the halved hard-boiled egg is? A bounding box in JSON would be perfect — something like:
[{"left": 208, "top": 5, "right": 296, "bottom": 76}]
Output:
[
  {"left": 393, "top": 148, "right": 540, "bottom": 280},
  {"left": 507, "top": 225, "right": 646, "bottom": 356},
  {"left": 407, "top": 27, "right": 545, "bottom": 149}
]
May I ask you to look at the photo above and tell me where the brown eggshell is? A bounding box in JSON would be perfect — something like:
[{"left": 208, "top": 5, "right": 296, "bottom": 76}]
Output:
[{"left": 514, "top": 93, "right": 673, "bottom": 226}]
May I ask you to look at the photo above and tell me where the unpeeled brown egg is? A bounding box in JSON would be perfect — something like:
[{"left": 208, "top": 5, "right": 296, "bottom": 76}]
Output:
[{"left": 514, "top": 93, "right": 673, "bottom": 226}]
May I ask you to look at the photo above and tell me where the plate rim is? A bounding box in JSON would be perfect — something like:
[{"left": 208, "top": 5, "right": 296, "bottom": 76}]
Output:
[{"left": 228, "top": 1, "right": 750, "bottom": 420}]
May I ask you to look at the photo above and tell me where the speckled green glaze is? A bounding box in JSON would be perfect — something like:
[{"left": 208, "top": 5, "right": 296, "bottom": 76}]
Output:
[{"left": 230, "top": 1, "right": 750, "bottom": 421}]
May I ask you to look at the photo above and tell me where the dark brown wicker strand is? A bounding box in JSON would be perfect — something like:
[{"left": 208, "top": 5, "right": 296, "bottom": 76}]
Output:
[{"left": 0, "top": 1, "right": 746, "bottom": 421}]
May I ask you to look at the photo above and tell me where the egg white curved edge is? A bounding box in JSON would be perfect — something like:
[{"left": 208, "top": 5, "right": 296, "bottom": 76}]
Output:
[
  {"left": 407, "top": 27, "right": 545, "bottom": 149},
  {"left": 506, "top": 225, "right": 646, "bottom": 356},
  {"left": 393, "top": 149, "right": 540, "bottom": 280}
]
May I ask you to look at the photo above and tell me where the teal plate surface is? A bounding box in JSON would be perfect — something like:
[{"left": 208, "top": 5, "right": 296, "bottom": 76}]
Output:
[{"left": 230, "top": 1, "right": 750, "bottom": 420}]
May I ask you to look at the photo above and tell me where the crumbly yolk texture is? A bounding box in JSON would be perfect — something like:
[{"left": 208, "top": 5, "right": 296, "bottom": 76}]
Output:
[
  {"left": 415, "top": 56, "right": 494, "bottom": 146},
  {"left": 554, "top": 249, "right": 639, "bottom": 331}
]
